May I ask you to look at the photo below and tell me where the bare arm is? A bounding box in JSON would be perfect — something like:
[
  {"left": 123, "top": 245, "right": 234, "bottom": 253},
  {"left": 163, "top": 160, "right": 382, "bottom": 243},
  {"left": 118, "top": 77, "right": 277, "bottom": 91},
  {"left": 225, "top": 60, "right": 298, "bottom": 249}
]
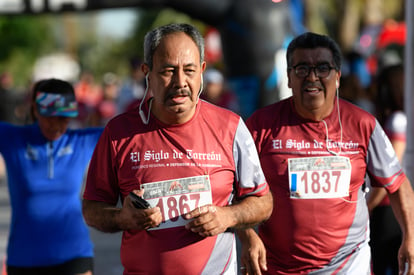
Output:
[
  {"left": 230, "top": 191, "right": 273, "bottom": 228},
  {"left": 388, "top": 178, "right": 414, "bottom": 274},
  {"left": 237, "top": 227, "right": 267, "bottom": 275},
  {"left": 82, "top": 191, "right": 163, "bottom": 233},
  {"left": 366, "top": 187, "right": 387, "bottom": 213},
  {"left": 234, "top": 193, "right": 273, "bottom": 275},
  {"left": 184, "top": 191, "right": 273, "bottom": 237},
  {"left": 391, "top": 139, "right": 406, "bottom": 163}
]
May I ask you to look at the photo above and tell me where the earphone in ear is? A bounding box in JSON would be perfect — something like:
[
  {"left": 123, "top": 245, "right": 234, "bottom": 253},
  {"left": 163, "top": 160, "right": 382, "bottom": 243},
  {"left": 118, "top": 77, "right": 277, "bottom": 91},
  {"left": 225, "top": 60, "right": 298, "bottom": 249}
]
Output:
[
  {"left": 197, "top": 73, "right": 204, "bottom": 97},
  {"left": 336, "top": 80, "right": 339, "bottom": 88}
]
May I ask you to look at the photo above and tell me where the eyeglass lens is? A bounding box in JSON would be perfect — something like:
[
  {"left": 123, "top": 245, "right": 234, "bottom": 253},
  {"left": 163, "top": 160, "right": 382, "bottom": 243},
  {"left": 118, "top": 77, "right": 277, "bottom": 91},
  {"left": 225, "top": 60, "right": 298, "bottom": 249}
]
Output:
[{"left": 294, "top": 64, "right": 332, "bottom": 78}]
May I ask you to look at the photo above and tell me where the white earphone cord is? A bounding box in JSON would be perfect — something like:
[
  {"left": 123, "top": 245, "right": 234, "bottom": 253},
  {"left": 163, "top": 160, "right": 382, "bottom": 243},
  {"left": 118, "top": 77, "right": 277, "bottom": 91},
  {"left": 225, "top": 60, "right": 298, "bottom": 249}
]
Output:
[
  {"left": 139, "top": 74, "right": 151, "bottom": 124},
  {"left": 321, "top": 87, "right": 343, "bottom": 156},
  {"left": 139, "top": 73, "right": 204, "bottom": 125},
  {"left": 323, "top": 87, "right": 370, "bottom": 203}
]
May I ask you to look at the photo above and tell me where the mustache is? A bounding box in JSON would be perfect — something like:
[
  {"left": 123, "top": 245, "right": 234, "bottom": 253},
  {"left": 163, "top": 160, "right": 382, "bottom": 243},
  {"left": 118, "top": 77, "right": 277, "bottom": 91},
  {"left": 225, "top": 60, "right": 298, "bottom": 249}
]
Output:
[
  {"left": 303, "top": 82, "right": 324, "bottom": 90},
  {"left": 166, "top": 89, "right": 192, "bottom": 99}
]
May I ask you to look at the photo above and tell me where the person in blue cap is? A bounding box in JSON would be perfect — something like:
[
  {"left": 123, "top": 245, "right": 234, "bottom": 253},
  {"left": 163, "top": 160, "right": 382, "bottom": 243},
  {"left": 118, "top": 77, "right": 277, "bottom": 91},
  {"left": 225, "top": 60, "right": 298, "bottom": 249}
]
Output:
[{"left": 0, "top": 78, "right": 103, "bottom": 275}]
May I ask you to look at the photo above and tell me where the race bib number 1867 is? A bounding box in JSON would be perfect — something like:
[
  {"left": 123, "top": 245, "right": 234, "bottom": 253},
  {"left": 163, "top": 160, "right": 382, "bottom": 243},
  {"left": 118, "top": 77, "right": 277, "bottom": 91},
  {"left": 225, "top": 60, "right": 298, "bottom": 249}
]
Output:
[
  {"left": 142, "top": 175, "right": 212, "bottom": 230},
  {"left": 288, "top": 156, "right": 351, "bottom": 199}
]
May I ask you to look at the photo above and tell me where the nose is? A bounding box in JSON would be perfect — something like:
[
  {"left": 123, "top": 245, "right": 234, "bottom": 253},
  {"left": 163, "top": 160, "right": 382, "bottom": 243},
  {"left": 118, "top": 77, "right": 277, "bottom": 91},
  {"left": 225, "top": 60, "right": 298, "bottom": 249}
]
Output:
[
  {"left": 173, "top": 70, "right": 187, "bottom": 88},
  {"left": 52, "top": 116, "right": 70, "bottom": 126},
  {"left": 53, "top": 116, "right": 70, "bottom": 122},
  {"left": 306, "top": 67, "right": 319, "bottom": 80}
]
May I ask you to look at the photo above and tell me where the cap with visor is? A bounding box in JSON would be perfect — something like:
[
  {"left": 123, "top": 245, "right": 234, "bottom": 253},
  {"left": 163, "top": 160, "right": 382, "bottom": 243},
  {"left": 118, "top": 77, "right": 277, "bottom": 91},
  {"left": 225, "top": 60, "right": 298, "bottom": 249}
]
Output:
[{"left": 34, "top": 79, "right": 79, "bottom": 117}]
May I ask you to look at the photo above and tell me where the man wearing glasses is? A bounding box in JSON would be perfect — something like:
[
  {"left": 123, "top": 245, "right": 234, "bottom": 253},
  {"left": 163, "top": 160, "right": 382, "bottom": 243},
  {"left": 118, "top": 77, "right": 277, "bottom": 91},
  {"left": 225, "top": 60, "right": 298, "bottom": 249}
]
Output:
[{"left": 237, "top": 32, "right": 414, "bottom": 274}]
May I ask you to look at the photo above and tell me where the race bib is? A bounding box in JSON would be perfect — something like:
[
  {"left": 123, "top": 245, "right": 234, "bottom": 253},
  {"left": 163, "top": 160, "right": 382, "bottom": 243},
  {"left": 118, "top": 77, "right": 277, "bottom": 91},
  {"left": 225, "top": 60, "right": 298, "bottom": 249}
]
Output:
[
  {"left": 288, "top": 156, "right": 351, "bottom": 199},
  {"left": 142, "top": 175, "right": 212, "bottom": 230}
]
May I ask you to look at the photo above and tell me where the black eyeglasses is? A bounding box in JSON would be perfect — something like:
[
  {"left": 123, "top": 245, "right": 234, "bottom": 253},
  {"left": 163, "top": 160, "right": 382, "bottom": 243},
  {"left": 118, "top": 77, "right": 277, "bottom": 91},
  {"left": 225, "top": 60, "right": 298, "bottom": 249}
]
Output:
[{"left": 289, "top": 63, "right": 336, "bottom": 78}]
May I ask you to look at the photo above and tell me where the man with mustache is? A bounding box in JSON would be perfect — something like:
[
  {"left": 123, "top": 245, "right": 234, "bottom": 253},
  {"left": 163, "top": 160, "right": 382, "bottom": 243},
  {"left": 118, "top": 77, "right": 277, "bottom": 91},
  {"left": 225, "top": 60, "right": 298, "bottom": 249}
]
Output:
[
  {"left": 82, "top": 23, "right": 273, "bottom": 275},
  {"left": 239, "top": 32, "right": 414, "bottom": 275}
]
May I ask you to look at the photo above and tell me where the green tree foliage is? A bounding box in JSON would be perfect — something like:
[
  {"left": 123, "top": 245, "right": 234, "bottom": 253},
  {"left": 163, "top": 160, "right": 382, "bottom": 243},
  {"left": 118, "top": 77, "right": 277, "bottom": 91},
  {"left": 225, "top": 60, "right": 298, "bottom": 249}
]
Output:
[
  {"left": 0, "top": 15, "right": 55, "bottom": 88},
  {"left": 120, "top": 7, "right": 206, "bottom": 68},
  {"left": 83, "top": 8, "right": 206, "bottom": 83},
  {"left": 123, "top": 8, "right": 162, "bottom": 62},
  {"left": 0, "top": 1, "right": 405, "bottom": 91}
]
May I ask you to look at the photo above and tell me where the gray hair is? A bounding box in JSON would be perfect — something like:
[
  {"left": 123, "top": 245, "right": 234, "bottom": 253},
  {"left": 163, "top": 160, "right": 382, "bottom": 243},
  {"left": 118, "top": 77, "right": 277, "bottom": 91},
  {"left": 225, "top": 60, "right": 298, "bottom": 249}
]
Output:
[{"left": 143, "top": 23, "right": 205, "bottom": 70}]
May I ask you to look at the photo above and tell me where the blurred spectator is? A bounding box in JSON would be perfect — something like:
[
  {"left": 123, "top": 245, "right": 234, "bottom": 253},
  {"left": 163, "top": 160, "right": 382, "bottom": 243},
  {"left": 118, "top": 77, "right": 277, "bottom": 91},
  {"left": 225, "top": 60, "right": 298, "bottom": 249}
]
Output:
[
  {"left": 367, "top": 43, "right": 405, "bottom": 275},
  {"left": 74, "top": 71, "right": 103, "bottom": 127},
  {"left": 0, "top": 72, "right": 25, "bottom": 124},
  {"left": 116, "top": 57, "right": 146, "bottom": 114},
  {"left": 75, "top": 71, "right": 103, "bottom": 107},
  {"left": 340, "top": 51, "right": 375, "bottom": 114},
  {"left": 200, "top": 68, "right": 240, "bottom": 114},
  {"left": 375, "top": 44, "right": 405, "bottom": 128},
  {"left": 365, "top": 20, "right": 406, "bottom": 76},
  {"left": 90, "top": 72, "right": 120, "bottom": 126},
  {"left": 0, "top": 72, "right": 25, "bottom": 182}
]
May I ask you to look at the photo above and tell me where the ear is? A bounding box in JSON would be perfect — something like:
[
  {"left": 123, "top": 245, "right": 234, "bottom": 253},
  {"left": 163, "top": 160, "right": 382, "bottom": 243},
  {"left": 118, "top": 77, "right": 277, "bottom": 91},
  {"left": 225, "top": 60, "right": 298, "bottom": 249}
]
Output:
[
  {"left": 336, "top": 72, "right": 341, "bottom": 88},
  {"left": 141, "top": 63, "right": 150, "bottom": 76},
  {"left": 201, "top": 61, "right": 206, "bottom": 73},
  {"left": 32, "top": 103, "right": 40, "bottom": 120}
]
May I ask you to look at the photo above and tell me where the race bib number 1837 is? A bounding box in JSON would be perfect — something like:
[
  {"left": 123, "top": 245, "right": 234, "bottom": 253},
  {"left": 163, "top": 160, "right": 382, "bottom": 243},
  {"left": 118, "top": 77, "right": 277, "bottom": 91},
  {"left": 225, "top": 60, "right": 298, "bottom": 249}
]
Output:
[
  {"left": 142, "top": 175, "right": 212, "bottom": 230},
  {"left": 288, "top": 156, "right": 351, "bottom": 199}
]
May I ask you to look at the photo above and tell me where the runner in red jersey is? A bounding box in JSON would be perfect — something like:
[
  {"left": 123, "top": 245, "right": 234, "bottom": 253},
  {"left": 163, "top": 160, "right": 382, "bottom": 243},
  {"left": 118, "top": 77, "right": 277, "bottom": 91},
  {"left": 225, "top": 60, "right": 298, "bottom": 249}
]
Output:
[
  {"left": 239, "top": 32, "right": 414, "bottom": 275},
  {"left": 82, "top": 23, "right": 273, "bottom": 275}
]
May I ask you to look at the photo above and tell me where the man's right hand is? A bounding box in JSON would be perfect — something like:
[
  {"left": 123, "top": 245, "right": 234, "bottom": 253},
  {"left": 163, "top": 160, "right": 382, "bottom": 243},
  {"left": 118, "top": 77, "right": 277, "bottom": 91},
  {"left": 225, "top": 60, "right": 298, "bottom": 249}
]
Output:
[{"left": 120, "top": 190, "right": 163, "bottom": 230}]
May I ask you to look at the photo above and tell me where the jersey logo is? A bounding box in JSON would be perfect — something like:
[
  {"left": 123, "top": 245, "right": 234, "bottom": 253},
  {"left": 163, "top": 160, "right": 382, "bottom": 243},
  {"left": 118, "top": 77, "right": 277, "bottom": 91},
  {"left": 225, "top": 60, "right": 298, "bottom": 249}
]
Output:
[
  {"left": 169, "top": 180, "right": 183, "bottom": 192},
  {"left": 314, "top": 158, "right": 326, "bottom": 166},
  {"left": 25, "top": 144, "right": 38, "bottom": 160},
  {"left": 57, "top": 145, "right": 73, "bottom": 157}
]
